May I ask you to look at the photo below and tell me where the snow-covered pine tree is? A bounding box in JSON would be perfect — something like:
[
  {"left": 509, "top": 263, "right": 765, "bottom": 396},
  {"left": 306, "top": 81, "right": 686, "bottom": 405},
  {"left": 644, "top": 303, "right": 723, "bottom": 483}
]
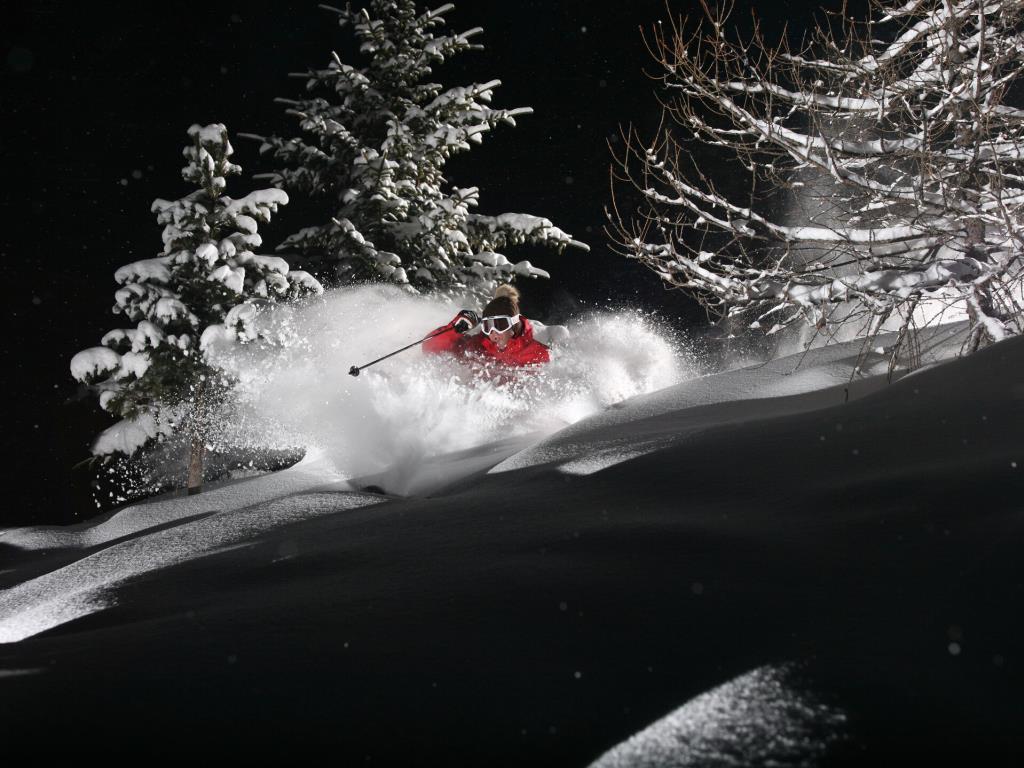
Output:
[
  {"left": 609, "top": 0, "right": 1024, "bottom": 355},
  {"left": 71, "top": 123, "right": 323, "bottom": 496},
  {"left": 241, "top": 0, "right": 588, "bottom": 298}
]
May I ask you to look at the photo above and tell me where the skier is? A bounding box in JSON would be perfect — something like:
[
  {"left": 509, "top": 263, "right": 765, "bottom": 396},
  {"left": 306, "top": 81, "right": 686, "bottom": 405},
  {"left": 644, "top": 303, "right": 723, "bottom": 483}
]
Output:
[{"left": 423, "top": 284, "right": 550, "bottom": 367}]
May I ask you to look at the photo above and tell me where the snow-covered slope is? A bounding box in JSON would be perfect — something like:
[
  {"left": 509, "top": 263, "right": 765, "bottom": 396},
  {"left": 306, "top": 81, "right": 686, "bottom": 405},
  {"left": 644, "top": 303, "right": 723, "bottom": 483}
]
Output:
[
  {"left": 1, "top": 328, "right": 1021, "bottom": 765},
  {"left": 492, "top": 321, "right": 968, "bottom": 475}
]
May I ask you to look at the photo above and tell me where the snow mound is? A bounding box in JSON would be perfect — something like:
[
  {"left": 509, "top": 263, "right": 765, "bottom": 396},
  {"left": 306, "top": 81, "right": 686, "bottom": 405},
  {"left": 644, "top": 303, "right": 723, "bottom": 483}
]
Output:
[
  {"left": 0, "top": 481, "right": 382, "bottom": 643},
  {"left": 588, "top": 665, "right": 846, "bottom": 767},
  {"left": 492, "top": 322, "right": 969, "bottom": 475}
]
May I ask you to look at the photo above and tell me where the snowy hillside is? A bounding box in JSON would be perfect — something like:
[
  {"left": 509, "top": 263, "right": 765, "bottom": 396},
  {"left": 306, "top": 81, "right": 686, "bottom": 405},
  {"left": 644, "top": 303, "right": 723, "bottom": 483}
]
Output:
[{"left": 1, "top": 327, "right": 1022, "bottom": 765}]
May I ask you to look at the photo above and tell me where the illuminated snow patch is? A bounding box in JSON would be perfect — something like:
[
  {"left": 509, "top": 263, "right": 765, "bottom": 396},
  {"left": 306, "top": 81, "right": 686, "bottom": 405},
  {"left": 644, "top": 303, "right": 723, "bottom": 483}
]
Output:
[
  {"left": 0, "top": 668, "right": 46, "bottom": 678},
  {"left": 0, "top": 589, "right": 115, "bottom": 644},
  {"left": 558, "top": 448, "right": 655, "bottom": 476},
  {"left": 588, "top": 665, "right": 846, "bottom": 767},
  {"left": 554, "top": 434, "right": 678, "bottom": 476}
]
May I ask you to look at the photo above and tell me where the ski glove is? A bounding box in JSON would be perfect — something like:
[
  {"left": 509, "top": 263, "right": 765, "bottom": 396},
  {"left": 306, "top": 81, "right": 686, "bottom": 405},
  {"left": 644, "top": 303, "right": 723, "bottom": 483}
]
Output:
[{"left": 451, "top": 310, "right": 480, "bottom": 334}]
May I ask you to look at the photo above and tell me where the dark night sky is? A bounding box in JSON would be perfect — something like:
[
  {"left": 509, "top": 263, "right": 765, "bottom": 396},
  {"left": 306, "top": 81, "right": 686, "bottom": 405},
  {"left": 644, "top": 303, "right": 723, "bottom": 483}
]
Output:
[{"left": 2, "top": 0, "right": 829, "bottom": 525}]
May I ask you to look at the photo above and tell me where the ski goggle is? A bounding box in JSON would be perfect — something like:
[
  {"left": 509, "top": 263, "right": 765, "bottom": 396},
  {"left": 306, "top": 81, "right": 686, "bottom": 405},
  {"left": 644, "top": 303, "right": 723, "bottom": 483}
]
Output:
[{"left": 480, "top": 314, "right": 520, "bottom": 335}]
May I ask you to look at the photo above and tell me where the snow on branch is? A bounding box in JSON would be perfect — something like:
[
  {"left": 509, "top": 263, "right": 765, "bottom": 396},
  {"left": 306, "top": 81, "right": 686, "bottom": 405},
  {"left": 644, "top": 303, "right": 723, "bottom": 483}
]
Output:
[
  {"left": 256, "top": 0, "right": 588, "bottom": 298},
  {"left": 609, "top": 0, "right": 1024, "bottom": 352},
  {"left": 73, "top": 124, "right": 323, "bottom": 465}
]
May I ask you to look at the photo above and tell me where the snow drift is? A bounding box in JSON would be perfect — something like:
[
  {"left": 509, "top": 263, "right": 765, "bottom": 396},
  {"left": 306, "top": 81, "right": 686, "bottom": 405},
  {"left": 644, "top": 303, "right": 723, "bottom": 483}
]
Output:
[{"left": 1, "top": 324, "right": 1021, "bottom": 765}]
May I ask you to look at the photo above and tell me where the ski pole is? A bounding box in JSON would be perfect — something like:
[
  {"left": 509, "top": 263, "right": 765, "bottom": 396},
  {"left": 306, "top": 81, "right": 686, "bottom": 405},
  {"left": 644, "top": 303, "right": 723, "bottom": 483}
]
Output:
[{"left": 348, "top": 324, "right": 455, "bottom": 377}]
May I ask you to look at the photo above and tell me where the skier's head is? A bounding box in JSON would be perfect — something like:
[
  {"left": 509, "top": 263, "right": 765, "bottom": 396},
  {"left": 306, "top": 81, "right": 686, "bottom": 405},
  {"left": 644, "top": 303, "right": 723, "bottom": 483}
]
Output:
[
  {"left": 481, "top": 284, "right": 521, "bottom": 350},
  {"left": 482, "top": 284, "right": 520, "bottom": 318}
]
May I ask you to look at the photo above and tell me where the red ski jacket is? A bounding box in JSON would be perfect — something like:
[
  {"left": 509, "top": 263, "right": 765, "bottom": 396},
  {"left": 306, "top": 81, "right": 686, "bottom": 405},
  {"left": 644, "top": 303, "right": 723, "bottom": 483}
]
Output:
[{"left": 422, "top": 316, "right": 551, "bottom": 367}]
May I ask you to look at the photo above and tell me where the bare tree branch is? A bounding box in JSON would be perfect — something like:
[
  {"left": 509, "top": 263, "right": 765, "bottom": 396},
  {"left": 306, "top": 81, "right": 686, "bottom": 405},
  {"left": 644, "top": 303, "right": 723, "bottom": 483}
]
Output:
[{"left": 610, "top": 0, "right": 1024, "bottom": 350}]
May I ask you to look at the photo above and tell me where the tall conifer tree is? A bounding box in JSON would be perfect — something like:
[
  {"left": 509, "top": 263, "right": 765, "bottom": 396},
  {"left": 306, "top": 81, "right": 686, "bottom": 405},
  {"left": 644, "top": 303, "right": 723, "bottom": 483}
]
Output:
[
  {"left": 72, "top": 124, "right": 322, "bottom": 494},
  {"left": 243, "top": 0, "right": 588, "bottom": 298}
]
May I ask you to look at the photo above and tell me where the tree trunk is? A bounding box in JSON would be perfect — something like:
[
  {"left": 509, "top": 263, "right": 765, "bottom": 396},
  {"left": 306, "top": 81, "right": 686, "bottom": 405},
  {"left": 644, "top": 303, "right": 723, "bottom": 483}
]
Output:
[
  {"left": 187, "top": 377, "right": 206, "bottom": 495},
  {"left": 187, "top": 435, "right": 205, "bottom": 495}
]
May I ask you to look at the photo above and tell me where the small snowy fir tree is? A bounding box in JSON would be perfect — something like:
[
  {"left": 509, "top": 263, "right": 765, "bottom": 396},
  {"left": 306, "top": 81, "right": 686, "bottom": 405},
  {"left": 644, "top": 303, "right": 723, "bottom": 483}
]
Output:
[
  {"left": 609, "top": 0, "right": 1024, "bottom": 355},
  {"left": 71, "top": 123, "right": 323, "bottom": 496},
  {"left": 241, "top": 0, "right": 588, "bottom": 298}
]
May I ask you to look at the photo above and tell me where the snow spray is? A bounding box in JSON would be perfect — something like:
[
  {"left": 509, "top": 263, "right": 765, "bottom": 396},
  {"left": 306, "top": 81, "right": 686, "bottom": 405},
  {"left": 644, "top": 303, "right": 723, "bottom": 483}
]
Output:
[{"left": 199, "top": 285, "right": 692, "bottom": 493}]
